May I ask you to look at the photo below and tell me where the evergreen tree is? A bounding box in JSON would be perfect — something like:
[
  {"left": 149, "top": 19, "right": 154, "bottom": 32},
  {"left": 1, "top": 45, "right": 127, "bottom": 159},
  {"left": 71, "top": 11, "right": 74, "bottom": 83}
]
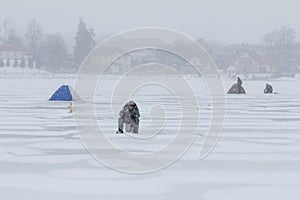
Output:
[
  {"left": 13, "top": 58, "right": 19, "bottom": 67},
  {"left": 73, "top": 18, "right": 96, "bottom": 65},
  {"left": 6, "top": 58, "right": 10, "bottom": 67},
  {"left": 20, "top": 57, "right": 26, "bottom": 68},
  {"left": 0, "top": 58, "right": 4, "bottom": 67}
]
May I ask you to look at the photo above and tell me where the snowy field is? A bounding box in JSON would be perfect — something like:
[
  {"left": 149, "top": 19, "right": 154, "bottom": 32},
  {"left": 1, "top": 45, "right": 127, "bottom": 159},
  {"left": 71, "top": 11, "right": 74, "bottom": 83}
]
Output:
[{"left": 0, "top": 74, "right": 300, "bottom": 200}]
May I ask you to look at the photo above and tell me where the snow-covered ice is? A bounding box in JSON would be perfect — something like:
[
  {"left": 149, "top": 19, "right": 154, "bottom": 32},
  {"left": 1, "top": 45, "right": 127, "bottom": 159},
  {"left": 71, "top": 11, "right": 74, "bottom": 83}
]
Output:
[{"left": 0, "top": 74, "right": 300, "bottom": 200}]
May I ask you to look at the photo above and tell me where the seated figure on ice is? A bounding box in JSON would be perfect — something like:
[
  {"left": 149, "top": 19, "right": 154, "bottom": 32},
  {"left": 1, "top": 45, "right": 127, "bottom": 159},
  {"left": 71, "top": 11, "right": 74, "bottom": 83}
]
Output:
[
  {"left": 264, "top": 83, "right": 273, "bottom": 94},
  {"left": 227, "top": 77, "right": 246, "bottom": 94},
  {"left": 116, "top": 101, "right": 140, "bottom": 134}
]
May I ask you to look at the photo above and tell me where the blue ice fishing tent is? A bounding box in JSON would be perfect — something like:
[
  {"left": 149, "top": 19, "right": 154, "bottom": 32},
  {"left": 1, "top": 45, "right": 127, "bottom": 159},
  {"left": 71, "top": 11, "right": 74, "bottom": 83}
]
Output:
[{"left": 49, "top": 85, "right": 80, "bottom": 101}]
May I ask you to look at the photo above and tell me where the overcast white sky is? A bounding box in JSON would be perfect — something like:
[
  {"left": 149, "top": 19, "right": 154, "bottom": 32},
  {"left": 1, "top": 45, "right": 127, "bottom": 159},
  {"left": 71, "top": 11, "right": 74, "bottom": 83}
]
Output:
[{"left": 1, "top": 0, "right": 300, "bottom": 44}]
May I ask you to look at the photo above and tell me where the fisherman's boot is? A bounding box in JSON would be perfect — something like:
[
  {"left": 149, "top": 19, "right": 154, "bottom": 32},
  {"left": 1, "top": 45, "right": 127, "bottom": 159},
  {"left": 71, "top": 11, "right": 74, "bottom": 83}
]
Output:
[
  {"left": 116, "top": 118, "right": 124, "bottom": 134},
  {"left": 116, "top": 128, "right": 123, "bottom": 134}
]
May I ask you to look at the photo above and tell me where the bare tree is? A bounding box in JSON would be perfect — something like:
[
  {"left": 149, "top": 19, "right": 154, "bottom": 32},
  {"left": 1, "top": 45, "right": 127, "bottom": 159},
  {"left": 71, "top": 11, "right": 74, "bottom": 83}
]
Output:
[
  {"left": 26, "top": 20, "right": 42, "bottom": 63},
  {"left": 0, "top": 18, "right": 24, "bottom": 48},
  {"left": 1, "top": 18, "right": 13, "bottom": 43},
  {"left": 262, "top": 26, "right": 297, "bottom": 72},
  {"left": 7, "top": 31, "right": 24, "bottom": 48},
  {"left": 37, "top": 33, "right": 68, "bottom": 70}
]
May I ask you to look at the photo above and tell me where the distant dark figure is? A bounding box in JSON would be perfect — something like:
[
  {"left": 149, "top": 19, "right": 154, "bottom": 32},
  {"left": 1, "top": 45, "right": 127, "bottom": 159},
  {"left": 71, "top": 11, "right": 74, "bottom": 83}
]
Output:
[
  {"left": 264, "top": 83, "right": 273, "bottom": 94},
  {"left": 237, "top": 77, "right": 242, "bottom": 93},
  {"left": 227, "top": 77, "right": 246, "bottom": 94},
  {"left": 116, "top": 101, "right": 140, "bottom": 134}
]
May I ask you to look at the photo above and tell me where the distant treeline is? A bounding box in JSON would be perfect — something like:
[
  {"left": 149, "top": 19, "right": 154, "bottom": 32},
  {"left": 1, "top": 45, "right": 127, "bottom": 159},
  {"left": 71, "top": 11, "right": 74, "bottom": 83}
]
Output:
[
  {"left": 0, "top": 17, "right": 299, "bottom": 73},
  {"left": 0, "top": 17, "right": 95, "bottom": 72}
]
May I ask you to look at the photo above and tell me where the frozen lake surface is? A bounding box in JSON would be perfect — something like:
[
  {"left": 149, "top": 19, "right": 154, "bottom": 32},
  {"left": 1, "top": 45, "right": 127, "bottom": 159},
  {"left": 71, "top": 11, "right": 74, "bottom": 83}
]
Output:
[{"left": 0, "top": 75, "right": 300, "bottom": 200}]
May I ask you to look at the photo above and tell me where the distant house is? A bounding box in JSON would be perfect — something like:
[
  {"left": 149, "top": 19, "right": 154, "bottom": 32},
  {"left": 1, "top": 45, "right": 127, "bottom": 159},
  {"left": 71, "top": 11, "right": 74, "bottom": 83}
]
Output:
[
  {"left": 227, "top": 50, "right": 277, "bottom": 79},
  {"left": 0, "top": 44, "right": 33, "bottom": 67},
  {"left": 0, "top": 44, "right": 31, "bottom": 60}
]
